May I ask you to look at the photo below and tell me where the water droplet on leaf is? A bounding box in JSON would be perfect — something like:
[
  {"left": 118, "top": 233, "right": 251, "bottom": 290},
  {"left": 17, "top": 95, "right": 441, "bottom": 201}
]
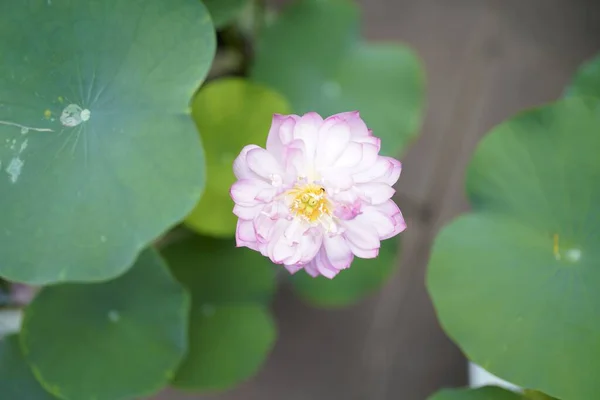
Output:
[{"left": 60, "top": 104, "right": 91, "bottom": 127}]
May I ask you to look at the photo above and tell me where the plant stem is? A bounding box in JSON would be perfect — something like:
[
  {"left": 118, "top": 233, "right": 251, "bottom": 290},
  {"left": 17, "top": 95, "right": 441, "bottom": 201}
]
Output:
[{"left": 219, "top": 25, "right": 252, "bottom": 76}]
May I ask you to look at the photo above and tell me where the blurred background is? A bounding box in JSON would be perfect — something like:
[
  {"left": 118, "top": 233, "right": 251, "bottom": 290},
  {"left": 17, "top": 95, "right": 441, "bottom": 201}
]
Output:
[{"left": 154, "top": 0, "right": 600, "bottom": 398}]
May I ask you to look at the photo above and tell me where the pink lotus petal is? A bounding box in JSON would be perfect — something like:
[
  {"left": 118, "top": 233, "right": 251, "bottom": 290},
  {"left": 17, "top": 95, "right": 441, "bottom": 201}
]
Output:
[
  {"left": 285, "top": 263, "right": 304, "bottom": 274},
  {"left": 343, "top": 220, "right": 381, "bottom": 252},
  {"left": 230, "top": 179, "right": 273, "bottom": 206},
  {"left": 232, "top": 204, "right": 263, "bottom": 220},
  {"left": 323, "top": 235, "right": 354, "bottom": 270},
  {"left": 233, "top": 144, "right": 261, "bottom": 180},
  {"left": 346, "top": 242, "right": 380, "bottom": 259},
  {"left": 266, "top": 114, "right": 299, "bottom": 159},
  {"left": 316, "top": 121, "right": 351, "bottom": 168},
  {"left": 356, "top": 182, "right": 396, "bottom": 205},
  {"left": 315, "top": 253, "right": 339, "bottom": 279},
  {"left": 333, "top": 200, "right": 362, "bottom": 220},
  {"left": 246, "top": 147, "right": 284, "bottom": 180},
  {"left": 272, "top": 239, "right": 298, "bottom": 264},
  {"left": 326, "top": 111, "right": 371, "bottom": 141},
  {"left": 353, "top": 156, "right": 394, "bottom": 184},
  {"left": 235, "top": 219, "right": 259, "bottom": 251},
  {"left": 333, "top": 141, "right": 363, "bottom": 169},
  {"left": 379, "top": 200, "right": 407, "bottom": 238},
  {"left": 303, "top": 260, "right": 320, "bottom": 277}
]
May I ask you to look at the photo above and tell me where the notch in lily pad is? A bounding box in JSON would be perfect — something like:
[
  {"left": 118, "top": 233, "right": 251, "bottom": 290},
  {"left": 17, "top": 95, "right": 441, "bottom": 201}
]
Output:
[{"left": 162, "top": 235, "right": 277, "bottom": 391}]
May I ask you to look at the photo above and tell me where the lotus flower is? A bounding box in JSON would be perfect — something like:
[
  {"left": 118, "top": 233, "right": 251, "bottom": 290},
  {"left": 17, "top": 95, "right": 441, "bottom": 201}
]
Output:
[{"left": 230, "top": 111, "right": 406, "bottom": 278}]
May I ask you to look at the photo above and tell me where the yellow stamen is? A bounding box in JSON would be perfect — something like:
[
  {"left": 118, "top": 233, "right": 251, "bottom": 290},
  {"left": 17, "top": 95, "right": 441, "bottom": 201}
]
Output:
[
  {"left": 287, "top": 183, "right": 331, "bottom": 222},
  {"left": 553, "top": 233, "right": 560, "bottom": 260}
]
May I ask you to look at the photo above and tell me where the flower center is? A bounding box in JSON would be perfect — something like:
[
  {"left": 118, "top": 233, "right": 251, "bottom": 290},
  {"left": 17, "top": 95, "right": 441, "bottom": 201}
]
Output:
[{"left": 287, "top": 183, "right": 331, "bottom": 222}]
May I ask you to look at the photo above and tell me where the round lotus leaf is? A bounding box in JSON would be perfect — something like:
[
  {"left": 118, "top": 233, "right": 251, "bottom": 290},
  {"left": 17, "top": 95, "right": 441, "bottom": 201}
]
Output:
[
  {"left": 291, "top": 237, "right": 400, "bottom": 307},
  {"left": 0, "top": 335, "right": 56, "bottom": 400},
  {"left": 20, "top": 248, "right": 190, "bottom": 400},
  {"left": 251, "top": 0, "right": 425, "bottom": 156},
  {"left": 427, "top": 98, "right": 600, "bottom": 400},
  {"left": 0, "top": 0, "right": 216, "bottom": 284},
  {"left": 565, "top": 53, "right": 600, "bottom": 98},
  {"left": 185, "top": 78, "right": 291, "bottom": 237},
  {"left": 171, "top": 304, "right": 275, "bottom": 391},
  {"left": 162, "top": 236, "right": 276, "bottom": 390},
  {"left": 428, "top": 386, "right": 523, "bottom": 400},
  {"left": 162, "top": 235, "right": 276, "bottom": 304}
]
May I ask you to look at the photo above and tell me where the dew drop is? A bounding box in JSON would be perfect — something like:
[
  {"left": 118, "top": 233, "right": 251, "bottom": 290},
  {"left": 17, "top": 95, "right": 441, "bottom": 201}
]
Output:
[
  {"left": 565, "top": 248, "right": 582, "bottom": 263},
  {"left": 60, "top": 104, "right": 91, "bottom": 127},
  {"left": 20, "top": 127, "right": 29, "bottom": 134},
  {"left": 81, "top": 109, "right": 91, "bottom": 122}
]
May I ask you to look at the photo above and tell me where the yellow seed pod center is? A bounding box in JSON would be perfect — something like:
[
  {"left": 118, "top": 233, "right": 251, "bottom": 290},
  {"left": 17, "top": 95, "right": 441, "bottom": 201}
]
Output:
[{"left": 288, "top": 183, "right": 331, "bottom": 222}]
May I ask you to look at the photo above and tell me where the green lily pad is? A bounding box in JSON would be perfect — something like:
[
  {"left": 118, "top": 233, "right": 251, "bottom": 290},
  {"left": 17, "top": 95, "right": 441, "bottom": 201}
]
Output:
[
  {"left": 0, "top": 0, "right": 216, "bottom": 284},
  {"left": 291, "top": 237, "right": 400, "bottom": 307},
  {"left": 20, "top": 248, "right": 190, "bottom": 400},
  {"left": 428, "top": 386, "right": 523, "bottom": 400},
  {"left": 0, "top": 335, "right": 56, "bottom": 400},
  {"left": 565, "top": 53, "right": 600, "bottom": 98},
  {"left": 250, "top": 0, "right": 425, "bottom": 156},
  {"left": 185, "top": 78, "right": 291, "bottom": 237},
  {"left": 204, "top": 0, "right": 249, "bottom": 28},
  {"left": 171, "top": 304, "right": 275, "bottom": 391},
  {"left": 162, "top": 235, "right": 276, "bottom": 390},
  {"left": 427, "top": 98, "right": 600, "bottom": 400},
  {"left": 163, "top": 235, "right": 276, "bottom": 304}
]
